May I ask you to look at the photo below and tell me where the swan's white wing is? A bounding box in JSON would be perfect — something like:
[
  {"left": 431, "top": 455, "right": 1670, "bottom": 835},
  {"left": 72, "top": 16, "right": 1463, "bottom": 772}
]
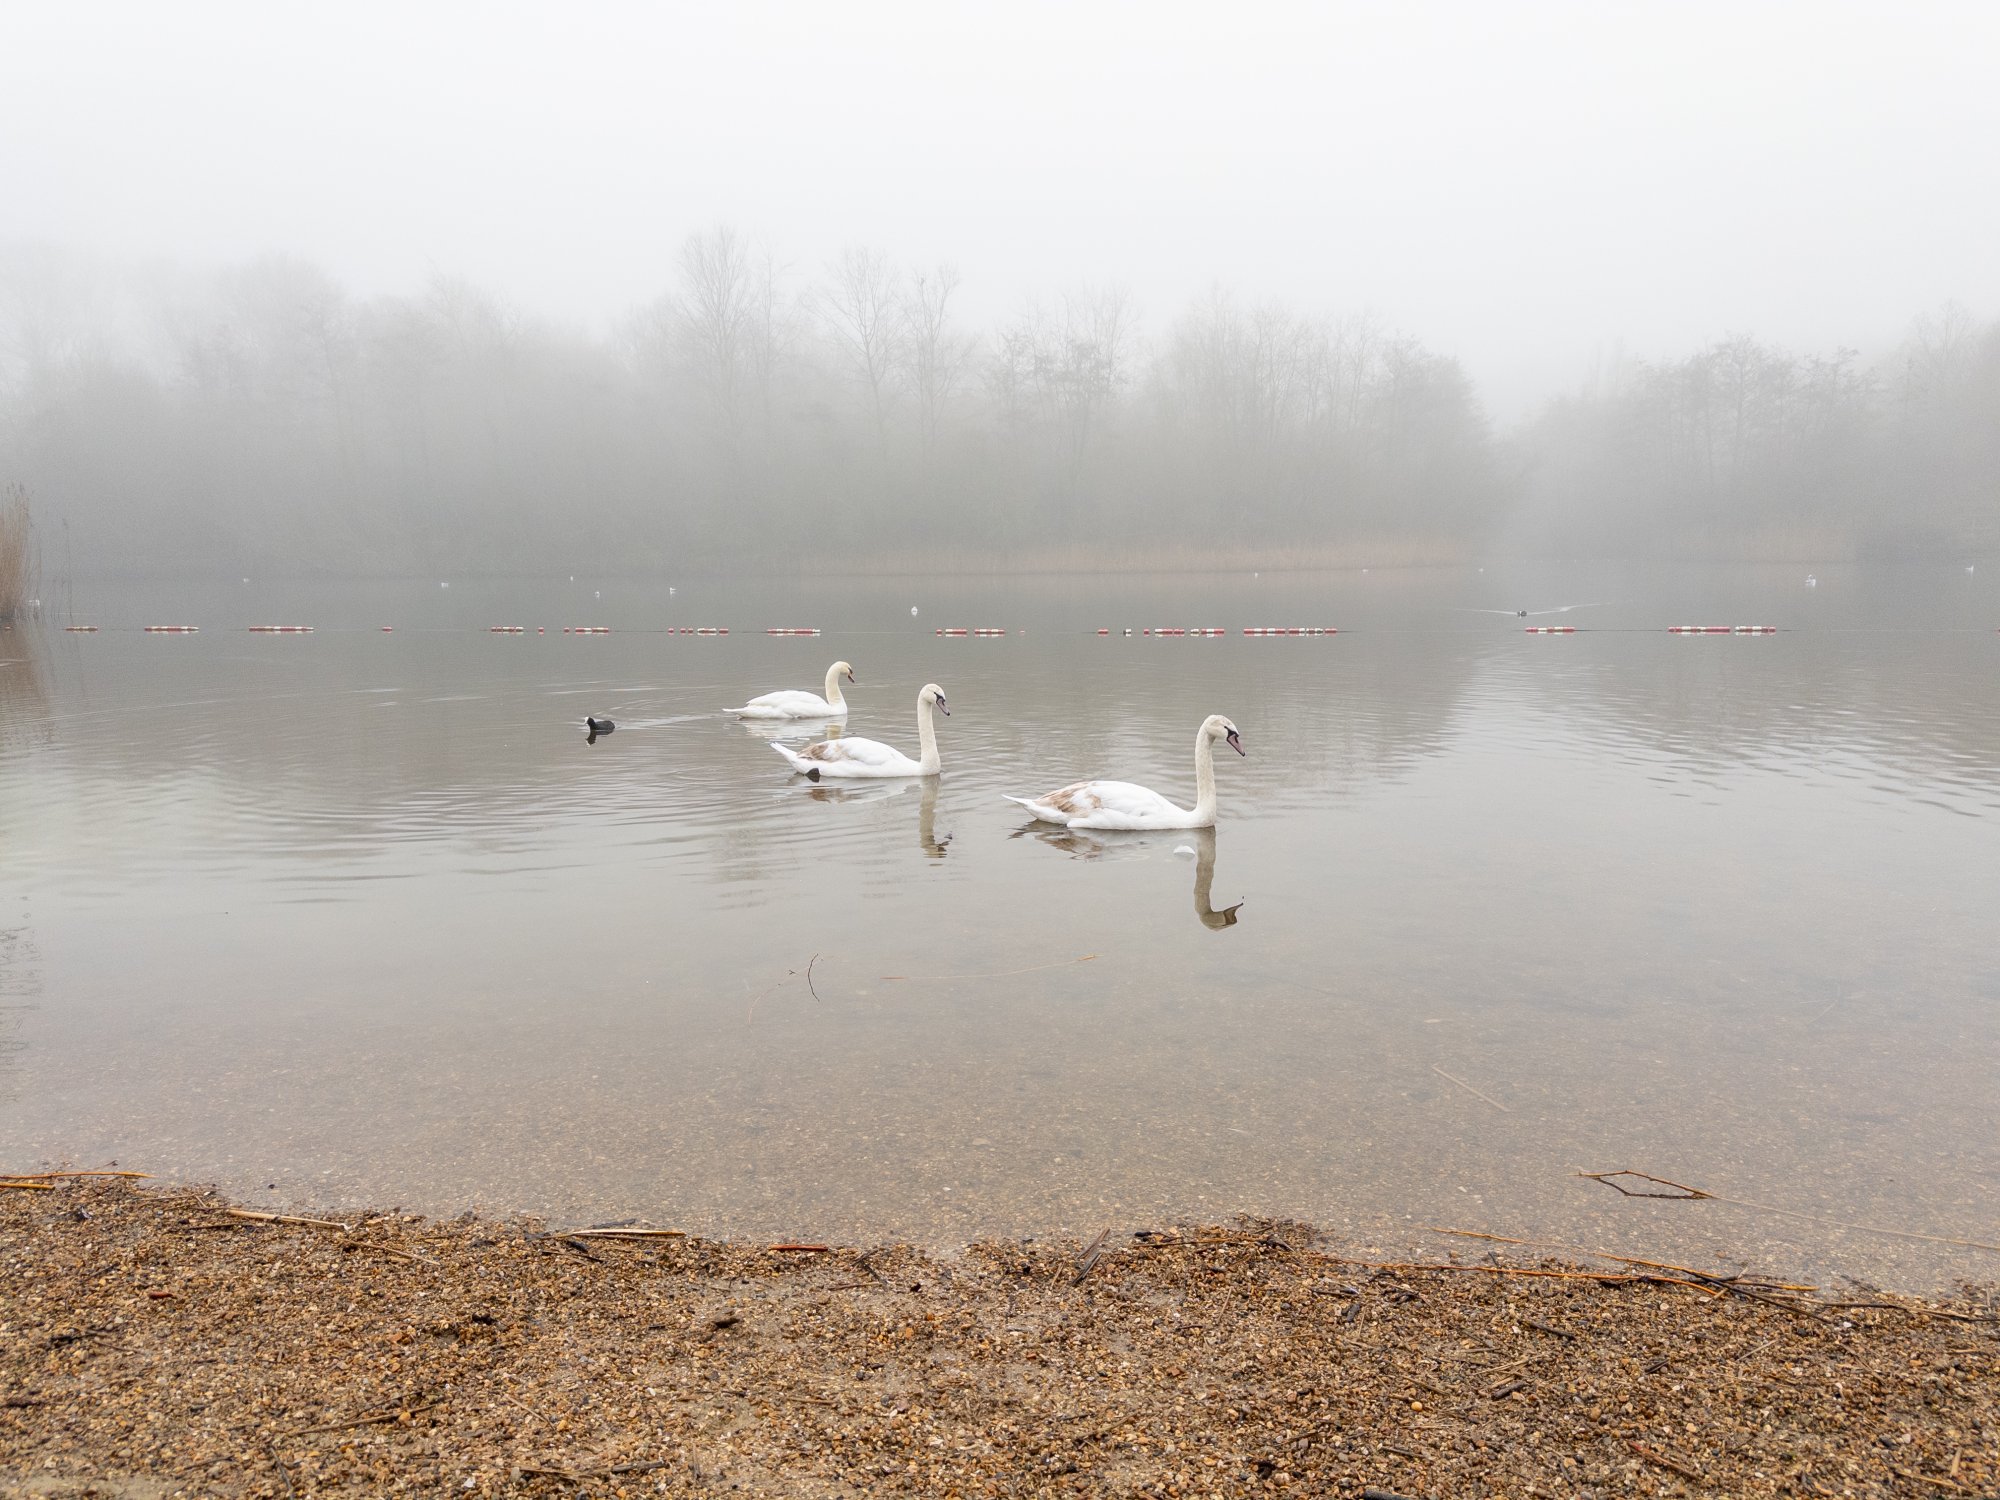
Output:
[
  {"left": 1068, "top": 780, "right": 1195, "bottom": 828},
  {"left": 1008, "top": 779, "right": 1191, "bottom": 829},
  {"left": 734, "top": 689, "right": 841, "bottom": 717},
  {"left": 775, "top": 734, "right": 920, "bottom": 777}
]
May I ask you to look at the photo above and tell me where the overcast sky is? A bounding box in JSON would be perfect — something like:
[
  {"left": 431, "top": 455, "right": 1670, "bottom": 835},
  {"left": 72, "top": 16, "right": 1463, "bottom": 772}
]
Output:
[{"left": 4, "top": 0, "right": 1996, "bottom": 416}]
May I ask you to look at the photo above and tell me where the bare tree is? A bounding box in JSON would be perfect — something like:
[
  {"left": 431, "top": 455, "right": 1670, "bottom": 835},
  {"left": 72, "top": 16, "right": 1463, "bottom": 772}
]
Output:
[
  {"left": 669, "top": 225, "right": 763, "bottom": 447},
  {"left": 902, "top": 264, "right": 976, "bottom": 465},
  {"left": 815, "top": 245, "right": 903, "bottom": 458}
]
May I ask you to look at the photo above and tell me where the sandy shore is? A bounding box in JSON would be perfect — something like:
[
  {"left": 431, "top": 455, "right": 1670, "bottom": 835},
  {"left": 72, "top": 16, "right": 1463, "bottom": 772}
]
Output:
[{"left": 2, "top": 1176, "right": 1995, "bottom": 1498}]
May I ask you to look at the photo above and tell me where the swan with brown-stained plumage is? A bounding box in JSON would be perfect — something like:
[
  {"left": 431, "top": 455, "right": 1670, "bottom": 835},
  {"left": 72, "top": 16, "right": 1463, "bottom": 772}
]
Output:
[
  {"left": 1007, "top": 715, "right": 1244, "bottom": 830},
  {"left": 772, "top": 683, "right": 948, "bottom": 779}
]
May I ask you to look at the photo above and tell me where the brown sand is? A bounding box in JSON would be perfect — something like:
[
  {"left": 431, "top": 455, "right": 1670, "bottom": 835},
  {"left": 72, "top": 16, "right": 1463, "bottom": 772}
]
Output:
[{"left": 3, "top": 1177, "right": 1995, "bottom": 1498}]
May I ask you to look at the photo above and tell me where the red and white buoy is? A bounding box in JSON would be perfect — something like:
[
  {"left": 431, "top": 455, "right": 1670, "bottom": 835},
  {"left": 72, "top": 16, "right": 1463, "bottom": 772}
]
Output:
[
  {"left": 571, "top": 626, "right": 612, "bottom": 635},
  {"left": 249, "top": 624, "right": 314, "bottom": 633},
  {"left": 144, "top": 625, "right": 199, "bottom": 633},
  {"left": 65, "top": 625, "right": 99, "bottom": 633},
  {"left": 766, "top": 627, "right": 821, "bottom": 636},
  {"left": 695, "top": 626, "right": 726, "bottom": 636},
  {"left": 1525, "top": 625, "right": 1575, "bottom": 634},
  {"left": 1670, "top": 625, "right": 1776, "bottom": 635},
  {"left": 489, "top": 625, "right": 525, "bottom": 634}
]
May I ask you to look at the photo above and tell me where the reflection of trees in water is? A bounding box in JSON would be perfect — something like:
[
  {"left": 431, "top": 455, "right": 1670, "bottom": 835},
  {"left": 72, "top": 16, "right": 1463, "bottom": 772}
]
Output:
[
  {"left": 11, "top": 575, "right": 1494, "bottom": 891},
  {"left": 970, "top": 628, "right": 1480, "bottom": 813},
  {"left": 0, "top": 924, "right": 38, "bottom": 1110},
  {"left": 0, "top": 628, "right": 49, "bottom": 753},
  {"left": 1508, "top": 636, "right": 2000, "bottom": 800}
]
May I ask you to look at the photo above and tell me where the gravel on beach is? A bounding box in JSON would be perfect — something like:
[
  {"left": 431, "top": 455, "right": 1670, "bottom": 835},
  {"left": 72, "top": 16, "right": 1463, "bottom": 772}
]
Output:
[{"left": 3, "top": 1176, "right": 1995, "bottom": 1498}]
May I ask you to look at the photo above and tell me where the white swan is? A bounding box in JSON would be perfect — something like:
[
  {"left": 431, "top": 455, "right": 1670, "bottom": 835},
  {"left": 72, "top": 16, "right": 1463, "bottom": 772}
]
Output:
[
  {"left": 772, "top": 683, "right": 949, "bottom": 779},
  {"left": 732, "top": 661, "right": 855, "bottom": 719},
  {"left": 1007, "top": 715, "right": 1244, "bottom": 830}
]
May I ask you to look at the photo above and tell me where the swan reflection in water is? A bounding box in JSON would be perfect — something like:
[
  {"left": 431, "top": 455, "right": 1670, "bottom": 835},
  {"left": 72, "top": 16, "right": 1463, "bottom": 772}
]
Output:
[
  {"left": 743, "top": 715, "right": 843, "bottom": 743},
  {"left": 1013, "top": 825, "right": 1242, "bottom": 929},
  {"left": 796, "top": 776, "right": 952, "bottom": 858}
]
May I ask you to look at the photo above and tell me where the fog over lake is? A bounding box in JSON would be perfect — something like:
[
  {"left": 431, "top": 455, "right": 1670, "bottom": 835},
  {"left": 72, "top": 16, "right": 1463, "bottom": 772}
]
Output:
[
  {"left": 3, "top": 4, "right": 1998, "bottom": 1291},
  {"left": 4, "top": 565, "right": 1996, "bottom": 1288}
]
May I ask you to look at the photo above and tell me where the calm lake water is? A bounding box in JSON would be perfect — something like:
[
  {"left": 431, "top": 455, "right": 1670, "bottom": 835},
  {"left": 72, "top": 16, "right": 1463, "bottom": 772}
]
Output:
[{"left": 3, "top": 564, "right": 1997, "bottom": 1289}]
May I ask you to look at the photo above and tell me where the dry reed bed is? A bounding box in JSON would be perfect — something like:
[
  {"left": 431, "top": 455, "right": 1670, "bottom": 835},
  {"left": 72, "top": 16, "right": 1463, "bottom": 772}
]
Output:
[
  {"left": 0, "top": 484, "right": 33, "bottom": 622},
  {"left": 2, "top": 1177, "right": 1995, "bottom": 1498}
]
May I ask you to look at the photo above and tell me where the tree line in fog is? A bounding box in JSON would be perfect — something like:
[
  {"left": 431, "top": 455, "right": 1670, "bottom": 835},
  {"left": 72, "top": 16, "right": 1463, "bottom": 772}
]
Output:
[
  {"left": 0, "top": 234, "right": 1993, "bottom": 577},
  {"left": 1518, "top": 306, "right": 1999, "bottom": 559}
]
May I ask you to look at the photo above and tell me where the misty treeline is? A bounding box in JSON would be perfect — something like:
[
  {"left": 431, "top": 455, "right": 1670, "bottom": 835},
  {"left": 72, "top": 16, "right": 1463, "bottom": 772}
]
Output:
[
  {"left": 1521, "top": 308, "right": 2000, "bottom": 557},
  {"left": 0, "top": 235, "right": 1992, "bottom": 577},
  {"left": 0, "top": 234, "right": 1496, "bottom": 575}
]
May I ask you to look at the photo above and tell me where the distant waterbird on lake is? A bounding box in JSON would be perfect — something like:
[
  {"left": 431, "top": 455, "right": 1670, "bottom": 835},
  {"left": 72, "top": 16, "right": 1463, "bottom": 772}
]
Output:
[
  {"left": 1458, "top": 602, "right": 1608, "bottom": 619},
  {"left": 1007, "top": 715, "right": 1244, "bottom": 830},
  {"left": 584, "top": 716, "right": 615, "bottom": 745},
  {"left": 773, "top": 684, "right": 948, "bottom": 779},
  {"left": 733, "top": 661, "right": 857, "bottom": 719}
]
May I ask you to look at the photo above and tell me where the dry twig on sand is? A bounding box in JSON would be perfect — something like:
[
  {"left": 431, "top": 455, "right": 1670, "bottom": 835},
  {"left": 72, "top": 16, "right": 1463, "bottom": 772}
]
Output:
[
  {"left": 225, "top": 1208, "right": 353, "bottom": 1232},
  {"left": 1431, "top": 1065, "right": 1510, "bottom": 1112},
  {"left": 562, "top": 1227, "right": 688, "bottom": 1241},
  {"left": 1629, "top": 1438, "right": 1706, "bottom": 1482},
  {"left": 281, "top": 1397, "right": 443, "bottom": 1438},
  {"left": 1073, "top": 1228, "right": 1113, "bottom": 1286},
  {"left": 1582, "top": 1168, "right": 2000, "bottom": 1254},
  {"left": 518, "top": 1458, "right": 673, "bottom": 1482}
]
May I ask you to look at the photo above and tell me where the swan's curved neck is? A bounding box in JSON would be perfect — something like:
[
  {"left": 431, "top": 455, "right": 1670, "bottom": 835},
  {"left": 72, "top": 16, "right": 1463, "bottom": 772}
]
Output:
[
  {"left": 823, "top": 665, "right": 846, "bottom": 711},
  {"left": 916, "top": 696, "right": 940, "bottom": 774},
  {"left": 1190, "top": 726, "right": 1218, "bottom": 825}
]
